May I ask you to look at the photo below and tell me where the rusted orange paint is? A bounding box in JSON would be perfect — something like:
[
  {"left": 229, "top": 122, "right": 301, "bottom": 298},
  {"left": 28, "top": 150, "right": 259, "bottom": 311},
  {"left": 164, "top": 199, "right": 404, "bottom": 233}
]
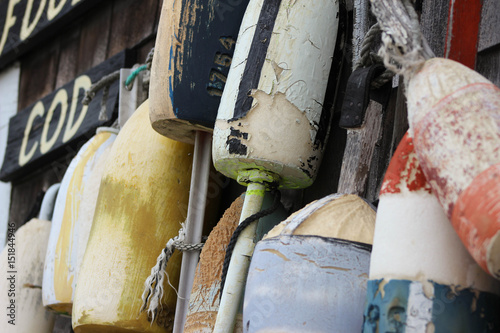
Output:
[
  {"left": 452, "top": 163, "right": 500, "bottom": 276},
  {"left": 413, "top": 82, "right": 500, "bottom": 217},
  {"left": 380, "top": 133, "right": 431, "bottom": 195}
]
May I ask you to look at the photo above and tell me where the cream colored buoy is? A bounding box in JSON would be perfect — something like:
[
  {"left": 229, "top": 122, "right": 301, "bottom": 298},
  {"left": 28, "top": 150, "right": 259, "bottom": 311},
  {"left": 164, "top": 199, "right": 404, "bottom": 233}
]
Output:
[
  {"left": 1, "top": 219, "right": 55, "bottom": 332},
  {"left": 72, "top": 100, "right": 194, "bottom": 332},
  {"left": 364, "top": 133, "right": 500, "bottom": 332},
  {"left": 212, "top": 1, "right": 340, "bottom": 330},
  {"left": 42, "top": 127, "right": 118, "bottom": 315},
  {"left": 243, "top": 194, "right": 375, "bottom": 332}
]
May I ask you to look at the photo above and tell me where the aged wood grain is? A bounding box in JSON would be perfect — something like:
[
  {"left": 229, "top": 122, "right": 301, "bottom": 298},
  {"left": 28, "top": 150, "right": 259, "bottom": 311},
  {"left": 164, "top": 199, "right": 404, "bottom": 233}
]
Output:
[
  {"left": 0, "top": 0, "right": 102, "bottom": 70},
  {"left": 107, "top": 0, "right": 159, "bottom": 58},
  {"left": 18, "top": 43, "right": 60, "bottom": 111},
  {"left": 477, "top": 47, "right": 500, "bottom": 88},
  {"left": 77, "top": 2, "right": 113, "bottom": 74},
  {"left": 366, "top": 87, "right": 399, "bottom": 203},
  {"left": 421, "top": 0, "right": 449, "bottom": 57},
  {"left": 478, "top": 0, "right": 500, "bottom": 52},
  {"left": 56, "top": 28, "right": 81, "bottom": 89},
  {"left": 9, "top": 158, "right": 68, "bottom": 231},
  {"left": 338, "top": 100, "right": 383, "bottom": 196}
]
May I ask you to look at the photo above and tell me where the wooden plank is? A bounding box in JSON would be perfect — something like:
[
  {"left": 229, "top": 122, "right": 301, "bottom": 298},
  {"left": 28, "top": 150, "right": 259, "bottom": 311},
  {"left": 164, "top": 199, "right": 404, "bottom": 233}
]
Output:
[
  {"left": 107, "top": 0, "right": 159, "bottom": 58},
  {"left": 76, "top": 2, "right": 112, "bottom": 75},
  {"left": 478, "top": 0, "right": 500, "bottom": 52},
  {"left": 338, "top": 100, "right": 384, "bottom": 196},
  {"left": 477, "top": 47, "right": 500, "bottom": 88},
  {"left": 421, "top": 0, "right": 449, "bottom": 57},
  {"left": 0, "top": 50, "right": 134, "bottom": 182},
  {"left": 56, "top": 28, "right": 81, "bottom": 89},
  {"left": 443, "top": 0, "right": 482, "bottom": 69},
  {"left": 365, "top": 86, "right": 399, "bottom": 203},
  {"left": 18, "top": 42, "right": 60, "bottom": 111},
  {"left": 0, "top": 0, "right": 103, "bottom": 70},
  {"left": 9, "top": 158, "right": 67, "bottom": 231}
]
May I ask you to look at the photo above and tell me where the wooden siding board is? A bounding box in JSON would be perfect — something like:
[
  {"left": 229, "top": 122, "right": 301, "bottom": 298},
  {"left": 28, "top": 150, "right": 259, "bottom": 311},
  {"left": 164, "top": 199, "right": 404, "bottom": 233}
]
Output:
[
  {"left": 478, "top": 0, "right": 500, "bottom": 52},
  {"left": 9, "top": 156, "right": 68, "bottom": 231},
  {"left": 477, "top": 46, "right": 500, "bottom": 88},
  {"left": 107, "top": 0, "right": 159, "bottom": 58},
  {"left": 56, "top": 28, "right": 82, "bottom": 89},
  {"left": 77, "top": 2, "right": 113, "bottom": 74},
  {"left": 421, "top": 0, "right": 449, "bottom": 57},
  {"left": 18, "top": 42, "right": 60, "bottom": 111}
]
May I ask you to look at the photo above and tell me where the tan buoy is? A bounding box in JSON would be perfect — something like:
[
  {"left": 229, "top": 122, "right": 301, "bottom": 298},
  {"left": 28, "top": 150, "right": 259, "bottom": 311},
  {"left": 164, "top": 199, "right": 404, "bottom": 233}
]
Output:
[
  {"left": 184, "top": 191, "right": 287, "bottom": 332},
  {"left": 1, "top": 219, "right": 55, "bottom": 332},
  {"left": 184, "top": 195, "right": 244, "bottom": 333},
  {"left": 42, "top": 127, "right": 118, "bottom": 315},
  {"left": 72, "top": 100, "right": 194, "bottom": 332}
]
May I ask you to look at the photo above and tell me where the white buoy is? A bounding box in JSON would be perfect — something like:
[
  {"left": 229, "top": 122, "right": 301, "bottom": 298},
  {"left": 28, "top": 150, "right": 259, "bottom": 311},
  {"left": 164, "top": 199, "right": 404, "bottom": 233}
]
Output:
[
  {"left": 42, "top": 127, "right": 117, "bottom": 315},
  {"left": 364, "top": 133, "right": 500, "bottom": 332},
  {"left": 212, "top": 1, "right": 340, "bottom": 330},
  {"left": 0, "top": 219, "right": 55, "bottom": 333}
]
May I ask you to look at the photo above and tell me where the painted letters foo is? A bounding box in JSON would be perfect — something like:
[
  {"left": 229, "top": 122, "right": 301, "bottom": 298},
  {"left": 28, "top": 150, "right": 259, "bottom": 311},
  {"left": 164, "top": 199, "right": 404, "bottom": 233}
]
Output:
[{"left": 0, "top": 0, "right": 101, "bottom": 68}]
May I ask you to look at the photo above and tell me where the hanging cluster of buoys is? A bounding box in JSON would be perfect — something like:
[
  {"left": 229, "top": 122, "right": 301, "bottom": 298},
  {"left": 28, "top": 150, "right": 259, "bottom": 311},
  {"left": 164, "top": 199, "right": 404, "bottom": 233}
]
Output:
[{"left": 4, "top": 0, "right": 500, "bottom": 332}]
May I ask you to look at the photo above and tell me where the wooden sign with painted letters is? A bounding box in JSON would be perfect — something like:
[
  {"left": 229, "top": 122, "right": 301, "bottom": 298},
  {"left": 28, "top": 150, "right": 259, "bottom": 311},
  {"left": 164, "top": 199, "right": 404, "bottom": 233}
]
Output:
[
  {"left": 0, "top": 50, "right": 134, "bottom": 181},
  {"left": 0, "top": 0, "right": 101, "bottom": 68}
]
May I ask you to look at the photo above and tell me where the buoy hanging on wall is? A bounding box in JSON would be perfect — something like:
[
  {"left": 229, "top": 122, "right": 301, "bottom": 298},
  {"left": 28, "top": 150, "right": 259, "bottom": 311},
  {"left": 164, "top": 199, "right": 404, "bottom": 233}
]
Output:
[
  {"left": 212, "top": 1, "right": 340, "bottom": 330},
  {"left": 149, "top": 0, "right": 250, "bottom": 144},
  {"left": 148, "top": 2, "right": 250, "bottom": 330},
  {"left": 0, "top": 219, "right": 55, "bottom": 332},
  {"left": 73, "top": 139, "right": 114, "bottom": 285},
  {"left": 39, "top": 183, "right": 61, "bottom": 221},
  {"left": 243, "top": 194, "right": 375, "bottom": 332},
  {"left": 42, "top": 127, "right": 118, "bottom": 315},
  {"left": 371, "top": 0, "right": 500, "bottom": 279},
  {"left": 213, "top": 0, "right": 339, "bottom": 189},
  {"left": 72, "top": 100, "right": 194, "bottom": 332},
  {"left": 364, "top": 133, "right": 500, "bottom": 332},
  {"left": 184, "top": 195, "right": 245, "bottom": 333},
  {"left": 184, "top": 193, "right": 287, "bottom": 332}
]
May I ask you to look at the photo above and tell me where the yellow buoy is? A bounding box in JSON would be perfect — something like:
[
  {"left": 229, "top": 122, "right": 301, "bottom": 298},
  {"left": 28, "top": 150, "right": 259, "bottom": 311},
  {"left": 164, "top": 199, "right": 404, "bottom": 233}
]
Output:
[
  {"left": 72, "top": 100, "right": 194, "bottom": 332},
  {"left": 1, "top": 218, "right": 55, "bottom": 332},
  {"left": 43, "top": 128, "right": 118, "bottom": 315}
]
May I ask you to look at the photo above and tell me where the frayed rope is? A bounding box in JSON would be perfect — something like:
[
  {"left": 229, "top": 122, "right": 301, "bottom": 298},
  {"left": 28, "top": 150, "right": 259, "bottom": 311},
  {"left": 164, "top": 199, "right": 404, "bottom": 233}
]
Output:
[{"left": 140, "top": 223, "right": 204, "bottom": 323}]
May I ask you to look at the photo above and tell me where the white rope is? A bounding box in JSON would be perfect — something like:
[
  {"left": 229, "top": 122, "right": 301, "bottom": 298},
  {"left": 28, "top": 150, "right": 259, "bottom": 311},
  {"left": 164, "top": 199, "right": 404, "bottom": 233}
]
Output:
[
  {"left": 140, "top": 223, "right": 204, "bottom": 323},
  {"left": 370, "top": 0, "right": 434, "bottom": 80}
]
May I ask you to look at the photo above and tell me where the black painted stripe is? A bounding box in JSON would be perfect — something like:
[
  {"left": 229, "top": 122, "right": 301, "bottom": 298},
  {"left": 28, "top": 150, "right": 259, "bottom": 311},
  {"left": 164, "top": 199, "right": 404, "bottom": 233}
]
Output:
[{"left": 232, "top": 0, "right": 282, "bottom": 120}]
